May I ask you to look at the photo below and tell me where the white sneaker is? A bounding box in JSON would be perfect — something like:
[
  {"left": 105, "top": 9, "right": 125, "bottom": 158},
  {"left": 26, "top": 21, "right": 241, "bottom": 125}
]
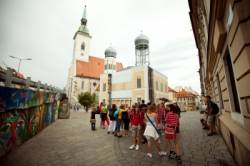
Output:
[
  {"left": 159, "top": 151, "right": 167, "bottom": 156},
  {"left": 146, "top": 153, "right": 152, "bottom": 158},
  {"left": 135, "top": 145, "right": 139, "bottom": 150},
  {"left": 129, "top": 144, "right": 135, "bottom": 150}
]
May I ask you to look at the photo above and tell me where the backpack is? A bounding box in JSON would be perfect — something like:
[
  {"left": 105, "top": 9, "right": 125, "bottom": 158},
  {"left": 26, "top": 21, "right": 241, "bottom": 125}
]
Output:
[
  {"left": 211, "top": 102, "right": 219, "bottom": 115},
  {"left": 109, "top": 109, "right": 115, "bottom": 120},
  {"left": 122, "top": 111, "right": 128, "bottom": 120},
  {"left": 114, "top": 109, "right": 119, "bottom": 119}
]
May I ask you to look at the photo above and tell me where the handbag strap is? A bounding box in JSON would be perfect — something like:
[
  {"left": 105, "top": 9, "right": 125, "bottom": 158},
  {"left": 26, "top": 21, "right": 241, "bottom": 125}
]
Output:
[{"left": 146, "top": 113, "right": 159, "bottom": 133}]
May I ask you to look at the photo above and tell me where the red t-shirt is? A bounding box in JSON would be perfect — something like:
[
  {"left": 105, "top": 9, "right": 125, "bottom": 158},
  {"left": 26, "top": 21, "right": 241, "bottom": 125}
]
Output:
[
  {"left": 130, "top": 110, "right": 144, "bottom": 125},
  {"left": 165, "top": 111, "right": 178, "bottom": 127}
]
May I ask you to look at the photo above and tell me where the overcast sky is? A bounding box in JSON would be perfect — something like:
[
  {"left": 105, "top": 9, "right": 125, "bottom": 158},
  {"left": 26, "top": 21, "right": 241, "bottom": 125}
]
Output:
[{"left": 0, "top": 0, "right": 200, "bottom": 93}]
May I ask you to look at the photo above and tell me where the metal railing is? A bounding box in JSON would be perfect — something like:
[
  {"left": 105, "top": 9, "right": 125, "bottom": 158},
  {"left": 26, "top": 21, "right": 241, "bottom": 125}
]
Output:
[{"left": 0, "top": 67, "right": 63, "bottom": 93}]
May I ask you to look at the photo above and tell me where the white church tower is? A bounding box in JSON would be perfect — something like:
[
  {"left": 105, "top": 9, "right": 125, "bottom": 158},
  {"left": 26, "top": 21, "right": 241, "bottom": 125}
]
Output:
[
  {"left": 73, "top": 5, "right": 91, "bottom": 62},
  {"left": 67, "top": 5, "right": 92, "bottom": 104}
]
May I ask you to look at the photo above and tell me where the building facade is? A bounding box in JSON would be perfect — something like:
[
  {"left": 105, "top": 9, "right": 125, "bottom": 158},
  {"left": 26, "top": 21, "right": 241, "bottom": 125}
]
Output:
[
  {"left": 99, "top": 34, "right": 168, "bottom": 106},
  {"left": 176, "top": 89, "right": 197, "bottom": 111},
  {"left": 168, "top": 86, "right": 177, "bottom": 102},
  {"left": 189, "top": 0, "right": 250, "bottom": 165},
  {"left": 66, "top": 6, "right": 122, "bottom": 104}
]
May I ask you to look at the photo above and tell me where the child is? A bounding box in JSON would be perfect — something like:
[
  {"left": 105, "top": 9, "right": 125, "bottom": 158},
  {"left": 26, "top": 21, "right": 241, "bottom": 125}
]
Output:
[
  {"left": 90, "top": 108, "right": 96, "bottom": 131},
  {"left": 100, "top": 103, "right": 109, "bottom": 129},
  {"left": 107, "top": 104, "right": 117, "bottom": 134},
  {"left": 165, "top": 104, "right": 181, "bottom": 163},
  {"left": 114, "top": 106, "right": 122, "bottom": 137},
  {"left": 129, "top": 104, "right": 141, "bottom": 150},
  {"left": 144, "top": 104, "right": 166, "bottom": 158},
  {"left": 122, "top": 105, "right": 130, "bottom": 136}
]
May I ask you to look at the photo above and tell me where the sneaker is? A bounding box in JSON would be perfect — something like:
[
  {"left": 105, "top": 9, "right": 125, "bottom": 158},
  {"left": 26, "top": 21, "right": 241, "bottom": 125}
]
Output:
[
  {"left": 176, "top": 156, "right": 182, "bottom": 164},
  {"left": 129, "top": 145, "right": 135, "bottom": 150},
  {"left": 168, "top": 151, "right": 176, "bottom": 159},
  {"left": 159, "top": 151, "right": 167, "bottom": 156},
  {"left": 135, "top": 145, "right": 139, "bottom": 150},
  {"left": 146, "top": 153, "right": 152, "bottom": 158}
]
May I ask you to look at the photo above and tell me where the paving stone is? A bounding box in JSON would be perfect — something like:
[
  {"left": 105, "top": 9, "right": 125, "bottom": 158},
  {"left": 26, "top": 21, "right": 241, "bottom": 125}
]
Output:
[{"left": 0, "top": 111, "right": 236, "bottom": 166}]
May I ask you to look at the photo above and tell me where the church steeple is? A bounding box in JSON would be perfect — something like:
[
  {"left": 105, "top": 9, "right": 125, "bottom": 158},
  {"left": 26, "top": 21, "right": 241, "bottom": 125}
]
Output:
[
  {"left": 81, "top": 5, "right": 87, "bottom": 26},
  {"left": 72, "top": 4, "right": 91, "bottom": 62},
  {"left": 74, "top": 5, "right": 91, "bottom": 39}
]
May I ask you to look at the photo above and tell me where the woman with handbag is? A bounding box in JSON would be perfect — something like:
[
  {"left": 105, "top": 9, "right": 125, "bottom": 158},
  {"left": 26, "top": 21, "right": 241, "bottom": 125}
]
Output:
[{"left": 143, "top": 104, "right": 167, "bottom": 158}]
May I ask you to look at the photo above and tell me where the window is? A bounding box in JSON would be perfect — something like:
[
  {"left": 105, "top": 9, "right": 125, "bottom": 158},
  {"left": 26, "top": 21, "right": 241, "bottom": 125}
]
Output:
[
  {"left": 103, "top": 83, "right": 106, "bottom": 91},
  {"left": 81, "top": 81, "right": 84, "bottom": 90},
  {"left": 216, "top": 74, "right": 224, "bottom": 109},
  {"left": 161, "top": 83, "right": 163, "bottom": 92},
  {"left": 224, "top": 52, "right": 241, "bottom": 113},
  {"left": 137, "top": 97, "right": 141, "bottom": 103},
  {"left": 81, "top": 42, "right": 85, "bottom": 51},
  {"left": 156, "top": 81, "right": 159, "bottom": 91},
  {"left": 137, "top": 78, "right": 141, "bottom": 88}
]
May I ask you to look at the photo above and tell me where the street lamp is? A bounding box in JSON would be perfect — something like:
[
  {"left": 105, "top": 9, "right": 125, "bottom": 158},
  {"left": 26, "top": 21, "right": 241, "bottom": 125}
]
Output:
[{"left": 9, "top": 55, "right": 32, "bottom": 73}]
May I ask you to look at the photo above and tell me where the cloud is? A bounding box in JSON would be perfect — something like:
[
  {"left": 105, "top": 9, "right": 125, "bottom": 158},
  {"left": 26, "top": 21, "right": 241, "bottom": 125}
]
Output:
[{"left": 0, "top": 0, "right": 200, "bottom": 93}]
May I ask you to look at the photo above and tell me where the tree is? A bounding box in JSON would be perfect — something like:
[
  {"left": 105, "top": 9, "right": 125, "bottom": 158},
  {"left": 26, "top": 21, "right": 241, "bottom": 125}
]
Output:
[{"left": 78, "top": 92, "right": 97, "bottom": 112}]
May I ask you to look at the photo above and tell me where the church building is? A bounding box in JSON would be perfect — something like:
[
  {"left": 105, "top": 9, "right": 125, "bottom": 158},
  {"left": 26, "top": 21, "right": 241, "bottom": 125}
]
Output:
[{"left": 66, "top": 6, "right": 123, "bottom": 104}]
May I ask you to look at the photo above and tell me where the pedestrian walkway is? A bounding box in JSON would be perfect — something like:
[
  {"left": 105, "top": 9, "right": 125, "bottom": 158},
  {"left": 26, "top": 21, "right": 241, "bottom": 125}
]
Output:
[{"left": 0, "top": 111, "right": 236, "bottom": 166}]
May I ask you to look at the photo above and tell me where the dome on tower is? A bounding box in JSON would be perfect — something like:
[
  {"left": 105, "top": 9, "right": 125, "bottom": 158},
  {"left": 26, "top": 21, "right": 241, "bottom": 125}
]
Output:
[
  {"left": 134, "top": 34, "right": 149, "bottom": 46},
  {"left": 104, "top": 46, "right": 117, "bottom": 58}
]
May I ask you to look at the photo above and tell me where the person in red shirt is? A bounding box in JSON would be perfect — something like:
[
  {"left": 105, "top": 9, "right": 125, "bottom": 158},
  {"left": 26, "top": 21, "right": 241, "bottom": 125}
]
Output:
[
  {"left": 156, "top": 102, "right": 167, "bottom": 131},
  {"left": 129, "top": 104, "right": 144, "bottom": 150},
  {"left": 165, "top": 104, "right": 181, "bottom": 164}
]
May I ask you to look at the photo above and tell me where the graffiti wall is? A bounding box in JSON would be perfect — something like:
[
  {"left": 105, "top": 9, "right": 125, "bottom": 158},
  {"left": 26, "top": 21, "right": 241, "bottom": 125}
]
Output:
[{"left": 0, "top": 87, "right": 60, "bottom": 157}]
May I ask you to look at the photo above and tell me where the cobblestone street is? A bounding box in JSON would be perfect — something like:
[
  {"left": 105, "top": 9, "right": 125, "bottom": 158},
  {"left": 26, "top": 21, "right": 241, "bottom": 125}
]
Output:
[{"left": 0, "top": 111, "right": 236, "bottom": 166}]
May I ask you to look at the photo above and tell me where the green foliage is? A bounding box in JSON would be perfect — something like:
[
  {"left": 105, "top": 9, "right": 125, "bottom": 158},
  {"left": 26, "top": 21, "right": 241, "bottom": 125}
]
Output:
[{"left": 78, "top": 92, "right": 97, "bottom": 111}]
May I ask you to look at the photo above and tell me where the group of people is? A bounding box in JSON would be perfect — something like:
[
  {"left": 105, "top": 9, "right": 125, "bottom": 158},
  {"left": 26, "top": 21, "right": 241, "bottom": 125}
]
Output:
[{"left": 90, "top": 100, "right": 182, "bottom": 163}]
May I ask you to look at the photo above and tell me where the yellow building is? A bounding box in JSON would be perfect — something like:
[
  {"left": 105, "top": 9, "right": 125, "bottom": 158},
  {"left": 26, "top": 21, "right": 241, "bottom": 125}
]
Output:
[
  {"left": 99, "top": 34, "right": 168, "bottom": 106},
  {"left": 189, "top": 0, "right": 250, "bottom": 165}
]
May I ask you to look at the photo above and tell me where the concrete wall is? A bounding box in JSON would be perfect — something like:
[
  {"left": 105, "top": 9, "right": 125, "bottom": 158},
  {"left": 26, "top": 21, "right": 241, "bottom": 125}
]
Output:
[{"left": 0, "top": 87, "right": 61, "bottom": 157}]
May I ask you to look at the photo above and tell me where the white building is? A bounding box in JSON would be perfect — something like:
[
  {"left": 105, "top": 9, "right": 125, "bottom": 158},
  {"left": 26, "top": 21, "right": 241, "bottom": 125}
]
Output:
[
  {"left": 66, "top": 6, "right": 123, "bottom": 105},
  {"left": 99, "top": 34, "right": 169, "bottom": 106}
]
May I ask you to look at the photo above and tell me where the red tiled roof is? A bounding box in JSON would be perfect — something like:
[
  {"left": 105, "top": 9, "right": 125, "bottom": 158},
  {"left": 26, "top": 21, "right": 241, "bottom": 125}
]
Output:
[
  {"left": 76, "top": 56, "right": 123, "bottom": 79},
  {"left": 168, "top": 86, "right": 177, "bottom": 93},
  {"left": 176, "top": 89, "right": 195, "bottom": 98}
]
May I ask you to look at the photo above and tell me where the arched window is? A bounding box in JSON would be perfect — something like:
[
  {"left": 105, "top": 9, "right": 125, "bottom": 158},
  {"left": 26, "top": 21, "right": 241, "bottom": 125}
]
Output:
[{"left": 81, "top": 42, "right": 85, "bottom": 51}]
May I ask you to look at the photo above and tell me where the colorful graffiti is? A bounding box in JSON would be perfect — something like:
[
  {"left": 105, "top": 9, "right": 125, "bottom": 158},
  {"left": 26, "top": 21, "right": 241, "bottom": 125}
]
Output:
[{"left": 0, "top": 87, "right": 61, "bottom": 157}]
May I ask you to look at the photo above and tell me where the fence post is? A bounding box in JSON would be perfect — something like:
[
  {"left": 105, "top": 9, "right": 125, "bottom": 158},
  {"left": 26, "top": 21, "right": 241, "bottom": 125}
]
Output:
[
  {"left": 5, "top": 69, "right": 13, "bottom": 87},
  {"left": 25, "top": 77, "right": 31, "bottom": 89},
  {"left": 44, "top": 83, "right": 48, "bottom": 91},
  {"left": 37, "top": 80, "right": 41, "bottom": 91}
]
